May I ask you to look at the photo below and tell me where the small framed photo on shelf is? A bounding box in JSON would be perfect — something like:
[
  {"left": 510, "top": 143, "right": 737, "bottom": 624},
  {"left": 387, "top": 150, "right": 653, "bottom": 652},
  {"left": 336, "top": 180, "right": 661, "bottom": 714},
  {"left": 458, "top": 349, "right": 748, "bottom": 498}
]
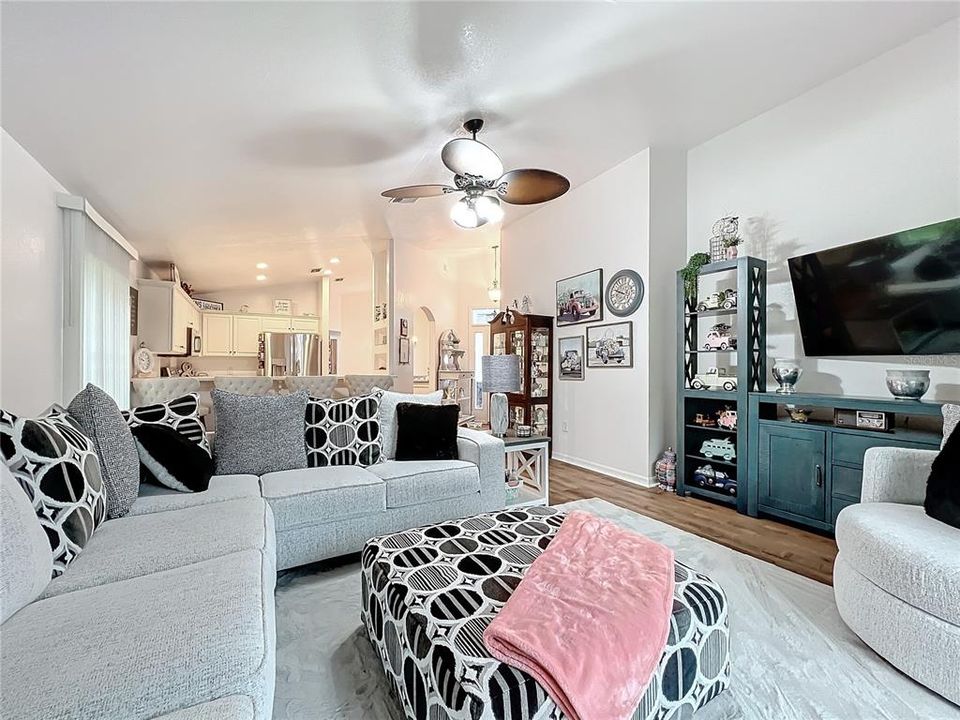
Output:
[
  {"left": 586, "top": 321, "right": 633, "bottom": 368},
  {"left": 398, "top": 337, "right": 410, "bottom": 364},
  {"left": 399, "top": 317, "right": 409, "bottom": 337},
  {"left": 558, "top": 336, "right": 585, "bottom": 380}
]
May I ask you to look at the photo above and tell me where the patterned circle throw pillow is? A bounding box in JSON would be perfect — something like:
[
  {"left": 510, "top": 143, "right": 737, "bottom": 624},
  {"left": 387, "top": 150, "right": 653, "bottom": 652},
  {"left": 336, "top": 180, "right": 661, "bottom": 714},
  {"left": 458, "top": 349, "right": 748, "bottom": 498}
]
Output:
[
  {"left": 122, "top": 393, "right": 210, "bottom": 455},
  {"left": 0, "top": 406, "right": 107, "bottom": 576},
  {"left": 305, "top": 392, "right": 382, "bottom": 467}
]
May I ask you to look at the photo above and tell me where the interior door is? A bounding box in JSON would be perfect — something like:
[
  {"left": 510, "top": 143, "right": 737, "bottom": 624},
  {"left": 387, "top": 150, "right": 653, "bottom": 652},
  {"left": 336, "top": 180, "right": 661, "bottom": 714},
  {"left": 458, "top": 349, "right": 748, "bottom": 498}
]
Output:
[
  {"left": 232, "top": 316, "right": 263, "bottom": 356},
  {"left": 202, "top": 314, "right": 233, "bottom": 356},
  {"left": 758, "top": 424, "right": 827, "bottom": 522}
]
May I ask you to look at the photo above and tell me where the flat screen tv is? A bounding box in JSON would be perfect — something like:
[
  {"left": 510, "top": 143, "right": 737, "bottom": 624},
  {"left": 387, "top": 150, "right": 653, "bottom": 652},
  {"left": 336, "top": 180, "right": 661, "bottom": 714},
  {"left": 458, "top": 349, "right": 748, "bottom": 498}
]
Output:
[{"left": 788, "top": 218, "right": 960, "bottom": 356}]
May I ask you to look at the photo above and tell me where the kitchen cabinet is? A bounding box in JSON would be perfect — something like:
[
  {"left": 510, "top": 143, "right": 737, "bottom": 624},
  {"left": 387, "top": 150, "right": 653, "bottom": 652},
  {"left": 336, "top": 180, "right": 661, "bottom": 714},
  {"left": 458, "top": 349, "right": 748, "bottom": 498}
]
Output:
[
  {"left": 202, "top": 314, "right": 234, "bottom": 356},
  {"left": 232, "top": 315, "right": 262, "bottom": 356},
  {"left": 138, "top": 280, "right": 196, "bottom": 355},
  {"left": 291, "top": 317, "right": 320, "bottom": 333},
  {"left": 261, "top": 316, "right": 319, "bottom": 333},
  {"left": 261, "top": 316, "right": 293, "bottom": 333}
]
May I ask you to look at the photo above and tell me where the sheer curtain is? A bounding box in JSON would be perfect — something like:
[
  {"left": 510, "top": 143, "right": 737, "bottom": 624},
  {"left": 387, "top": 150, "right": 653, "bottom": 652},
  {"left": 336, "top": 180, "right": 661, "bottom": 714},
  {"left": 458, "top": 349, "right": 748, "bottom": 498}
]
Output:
[{"left": 63, "top": 212, "right": 132, "bottom": 408}]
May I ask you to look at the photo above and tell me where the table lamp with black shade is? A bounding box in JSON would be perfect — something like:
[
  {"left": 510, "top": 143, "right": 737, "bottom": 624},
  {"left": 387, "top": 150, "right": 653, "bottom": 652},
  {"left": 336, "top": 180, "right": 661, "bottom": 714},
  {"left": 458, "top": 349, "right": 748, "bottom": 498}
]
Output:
[{"left": 481, "top": 354, "right": 521, "bottom": 437}]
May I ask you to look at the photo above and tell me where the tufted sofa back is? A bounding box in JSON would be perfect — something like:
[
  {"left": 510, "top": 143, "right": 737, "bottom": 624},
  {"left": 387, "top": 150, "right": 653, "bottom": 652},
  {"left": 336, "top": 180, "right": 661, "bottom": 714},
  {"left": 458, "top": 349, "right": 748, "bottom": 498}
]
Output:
[
  {"left": 344, "top": 375, "right": 394, "bottom": 396},
  {"left": 213, "top": 376, "right": 277, "bottom": 396},
  {"left": 131, "top": 378, "right": 201, "bottom": 408},
  {"left": 284, "top": 376, "right": 339, "bottom": 399}
]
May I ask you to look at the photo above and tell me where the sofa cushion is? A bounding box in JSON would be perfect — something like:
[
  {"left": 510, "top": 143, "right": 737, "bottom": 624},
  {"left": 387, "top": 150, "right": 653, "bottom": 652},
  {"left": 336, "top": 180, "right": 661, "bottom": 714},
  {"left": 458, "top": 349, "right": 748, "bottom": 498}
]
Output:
[
  {"left": 42, "top": 497, "right": 274, "bottom": 598},
  {"left": 212, "top": 389, "right": 308, "bottom": 476},
  {"left": 305, "top": 393, "right": 381, "bottom": 468},
  {"left": 0, "top": 405, "right": 107, "bottom": 576},
  {"left": 943, "top": 403, "right": 959, "bottom": 450},
  {"left": 128, "top": 474, "right": 261, "bottom": 516},
  {"left": 376, "top": 388, "right": 443, "bottom": 460},
  {"left": 67, "top": 383, "right": 141, "bottom": 518},
  {"left": 925, "top": 420, "right": 960, "bottom": 529},
  {"left": 123, "top": 392, "right": 211, "bottom": 454},
  {"left": 394, "top": 402, "right": 460, "bottom": 461},
  {"left": 260, "top": 466, "right": 385, "bottom": 530},
  {"left": 0, "top": 549, "right": 275, "bottom": 720},
  {"left": 0, "top": 466, "right": 52, "bottom": 622},
  {"left": 835, "top": 502, "right": 960, "bottom": 625},
  {"left": 367, "top": 460, "right": 479, "bottom": 508}
]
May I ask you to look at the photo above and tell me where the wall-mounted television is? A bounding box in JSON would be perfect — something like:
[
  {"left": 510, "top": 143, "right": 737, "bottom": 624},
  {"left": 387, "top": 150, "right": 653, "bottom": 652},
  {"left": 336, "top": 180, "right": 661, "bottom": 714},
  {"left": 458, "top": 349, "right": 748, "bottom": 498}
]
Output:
[{"left": 788, "top": 218, "right": 960, "bottom": 356}]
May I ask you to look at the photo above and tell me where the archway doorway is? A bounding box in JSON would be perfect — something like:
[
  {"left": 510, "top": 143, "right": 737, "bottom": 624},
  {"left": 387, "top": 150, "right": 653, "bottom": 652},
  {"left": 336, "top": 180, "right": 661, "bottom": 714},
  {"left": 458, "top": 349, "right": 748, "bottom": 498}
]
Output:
[{"left": 412, "top": 306, "right": 436, "bottom": 392}]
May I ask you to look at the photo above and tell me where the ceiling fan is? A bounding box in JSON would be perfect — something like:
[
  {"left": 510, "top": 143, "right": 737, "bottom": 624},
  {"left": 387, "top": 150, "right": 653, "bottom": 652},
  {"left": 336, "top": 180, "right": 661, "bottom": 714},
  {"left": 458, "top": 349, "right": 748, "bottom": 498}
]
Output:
[{"left": 381, "top": 118, "right": 570, "bottom": 229}]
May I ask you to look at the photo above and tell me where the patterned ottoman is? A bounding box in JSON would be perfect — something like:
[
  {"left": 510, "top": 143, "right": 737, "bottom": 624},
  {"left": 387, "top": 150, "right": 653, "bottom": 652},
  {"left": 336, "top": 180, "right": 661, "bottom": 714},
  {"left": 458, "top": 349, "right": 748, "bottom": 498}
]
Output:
[{"left": 361, "top": 506, "right": 730, "bottom": 720}]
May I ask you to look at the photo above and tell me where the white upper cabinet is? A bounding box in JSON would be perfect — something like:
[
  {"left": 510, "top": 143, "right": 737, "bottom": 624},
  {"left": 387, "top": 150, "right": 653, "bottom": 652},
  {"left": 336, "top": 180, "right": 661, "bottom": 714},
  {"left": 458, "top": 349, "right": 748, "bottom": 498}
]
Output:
[
  {"left": 261, "top": 316, "right": 293, "bottom": 333},
  {"left": 232, "top": 315, "right": 262, "bottom": 356},
  {"left": 202, "top": 314, "right": 233, "bottom": 356},
  {"left": 291, "top": 317, "right": 320, "bottom": 333},
  {"left": 138, "top": 280, "right": 194, "bottom": 355}
]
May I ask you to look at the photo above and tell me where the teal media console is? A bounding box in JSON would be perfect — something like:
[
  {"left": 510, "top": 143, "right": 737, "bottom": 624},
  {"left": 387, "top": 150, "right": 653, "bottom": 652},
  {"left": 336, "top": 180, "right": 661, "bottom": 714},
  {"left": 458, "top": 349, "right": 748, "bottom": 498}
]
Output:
[{"left": 747, "top": 392, "right": 943, "bottom": 532}]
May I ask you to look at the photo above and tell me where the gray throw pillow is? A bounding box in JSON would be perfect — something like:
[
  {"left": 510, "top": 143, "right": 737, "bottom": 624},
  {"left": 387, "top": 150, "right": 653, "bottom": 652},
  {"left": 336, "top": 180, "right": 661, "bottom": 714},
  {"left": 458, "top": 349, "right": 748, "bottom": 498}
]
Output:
[
  {"left": 67, "top": 383, "right": 140, "bottom": 518},
  {"left": 212, "top": 389, "right": 309, "bottom": 476},
  {"left": 375, "top": 388, "right": 443, "bottom": 461}
]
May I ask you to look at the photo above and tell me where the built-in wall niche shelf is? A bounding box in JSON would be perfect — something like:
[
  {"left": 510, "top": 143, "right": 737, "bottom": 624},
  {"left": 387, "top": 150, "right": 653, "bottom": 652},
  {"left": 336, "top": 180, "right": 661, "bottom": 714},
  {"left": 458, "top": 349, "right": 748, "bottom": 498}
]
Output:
[{"left": 675, "top": 256, "right": 767, "bottom": 511}]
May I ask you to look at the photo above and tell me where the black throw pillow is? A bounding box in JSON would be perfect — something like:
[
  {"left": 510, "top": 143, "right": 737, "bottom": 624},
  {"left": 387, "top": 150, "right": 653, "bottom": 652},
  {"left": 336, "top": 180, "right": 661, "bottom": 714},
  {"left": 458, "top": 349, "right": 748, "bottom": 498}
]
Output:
[
  {"left": 132, "top": 424, "right": 213, "bottom": 493},
  {"left": 394, "top": 402, "right": 460, "bottom": 462},
  {"left": 925, "top": 424, "right": 960, "bottom": 529}
]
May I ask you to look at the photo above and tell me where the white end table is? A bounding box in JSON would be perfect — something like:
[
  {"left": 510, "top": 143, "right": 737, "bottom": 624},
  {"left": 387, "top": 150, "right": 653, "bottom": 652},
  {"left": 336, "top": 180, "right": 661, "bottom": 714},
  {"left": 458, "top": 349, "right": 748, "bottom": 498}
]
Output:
[{"left": 501, "top": 434, "right": 551, "bottom": 507}]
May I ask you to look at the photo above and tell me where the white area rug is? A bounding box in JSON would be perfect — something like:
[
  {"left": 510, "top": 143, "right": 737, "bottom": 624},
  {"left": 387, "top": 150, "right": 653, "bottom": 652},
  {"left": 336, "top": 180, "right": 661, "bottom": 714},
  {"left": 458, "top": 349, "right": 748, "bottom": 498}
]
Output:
[{"left": 273, "top": 498, "right": 959, "bottom": 720}]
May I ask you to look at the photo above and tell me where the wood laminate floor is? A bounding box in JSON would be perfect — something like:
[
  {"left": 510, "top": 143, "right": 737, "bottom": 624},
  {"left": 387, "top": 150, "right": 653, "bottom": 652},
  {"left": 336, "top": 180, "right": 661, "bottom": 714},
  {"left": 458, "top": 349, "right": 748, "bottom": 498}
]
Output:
[{"left": 549, "top": 459, "right": 839, "bottom": 585}]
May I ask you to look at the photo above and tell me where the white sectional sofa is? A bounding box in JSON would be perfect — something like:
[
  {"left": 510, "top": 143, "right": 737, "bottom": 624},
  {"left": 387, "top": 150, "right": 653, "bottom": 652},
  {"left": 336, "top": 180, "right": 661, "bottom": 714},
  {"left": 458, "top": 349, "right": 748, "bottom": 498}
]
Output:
[{"left": 0, "top": 427, "right": 505, "bottom": 720}]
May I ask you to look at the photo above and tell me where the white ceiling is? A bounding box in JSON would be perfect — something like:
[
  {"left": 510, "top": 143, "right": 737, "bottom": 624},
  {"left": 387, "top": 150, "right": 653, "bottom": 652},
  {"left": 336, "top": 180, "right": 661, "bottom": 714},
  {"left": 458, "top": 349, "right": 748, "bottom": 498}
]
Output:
[{"left": 2, "top": 1, "right": 956, "bottom": 291}]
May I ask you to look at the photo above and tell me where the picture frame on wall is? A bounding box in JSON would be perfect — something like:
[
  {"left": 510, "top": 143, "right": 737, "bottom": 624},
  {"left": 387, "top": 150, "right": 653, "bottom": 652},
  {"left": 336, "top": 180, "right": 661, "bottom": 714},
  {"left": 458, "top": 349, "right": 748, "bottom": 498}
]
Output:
[
  {"left": 556, "top": 269, "right": 603, "bottom": 326},
  {"left": 273, "top": 298, "right": 293, "bottom": 315},
  {"left": 558, "top": 336, "right": 585, "bottom": 380},
  {"left": 193, "top": 298, "right": 224, "bottom": 311},
  {"left": 398, "top": 337, "right": 410, "bottom": 364},
  {"left": 586, "top": 321, "right": 633, "bottom": 368}
]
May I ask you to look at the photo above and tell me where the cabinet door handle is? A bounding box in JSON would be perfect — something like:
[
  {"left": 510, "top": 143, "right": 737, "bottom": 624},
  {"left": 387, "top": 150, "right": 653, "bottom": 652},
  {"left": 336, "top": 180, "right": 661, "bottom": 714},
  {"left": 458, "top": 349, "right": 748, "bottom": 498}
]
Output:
[{"left": 815, "top": 464, "right": 823, "bottom": 488}]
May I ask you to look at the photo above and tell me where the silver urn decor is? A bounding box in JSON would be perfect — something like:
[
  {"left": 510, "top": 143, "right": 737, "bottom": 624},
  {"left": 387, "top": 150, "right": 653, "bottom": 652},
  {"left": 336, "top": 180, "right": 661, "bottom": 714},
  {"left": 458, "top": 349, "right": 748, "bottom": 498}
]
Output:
[
  {"left": 885, "top": 370, "right": 931, "bottom": 400},
  {"left": 772, "top": 359, "right": 802, "bottom": 395}
]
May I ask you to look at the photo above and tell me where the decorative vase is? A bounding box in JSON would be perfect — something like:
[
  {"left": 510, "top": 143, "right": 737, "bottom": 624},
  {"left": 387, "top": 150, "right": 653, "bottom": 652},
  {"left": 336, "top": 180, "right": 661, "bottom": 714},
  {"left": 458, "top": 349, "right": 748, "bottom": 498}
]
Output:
[
  {"left": 725, "top": 244, "right": 739, "bottom": 260},
  {"left": 885, "top": 370, "right": 930, "bottom": 400},
  {"left": 772, "top": 359, "right": 802, "bottom": 394},
  {"left": 490, "top": 392, "right": 509, "bottom": 437}
]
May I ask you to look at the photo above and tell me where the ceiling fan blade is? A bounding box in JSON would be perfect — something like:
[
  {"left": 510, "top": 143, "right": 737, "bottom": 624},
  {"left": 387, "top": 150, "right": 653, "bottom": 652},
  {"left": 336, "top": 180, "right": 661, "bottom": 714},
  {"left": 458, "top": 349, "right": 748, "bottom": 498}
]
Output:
[
  {"left": 497, "top": 169, "right": 570, "bottom": 205},
  {"left": 441, "top": 138, "right": 504, "bottom": 180},
  {"left": 381, "top": 184, "right": 455, "bottom": 199}
]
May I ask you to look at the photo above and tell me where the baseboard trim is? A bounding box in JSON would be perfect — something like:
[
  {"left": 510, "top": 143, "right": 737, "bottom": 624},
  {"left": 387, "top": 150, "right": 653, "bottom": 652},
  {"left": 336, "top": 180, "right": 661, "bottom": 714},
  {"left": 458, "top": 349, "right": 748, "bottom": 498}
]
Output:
[{"left": 551, "top": 453, "right": 656, "bottom": 488}]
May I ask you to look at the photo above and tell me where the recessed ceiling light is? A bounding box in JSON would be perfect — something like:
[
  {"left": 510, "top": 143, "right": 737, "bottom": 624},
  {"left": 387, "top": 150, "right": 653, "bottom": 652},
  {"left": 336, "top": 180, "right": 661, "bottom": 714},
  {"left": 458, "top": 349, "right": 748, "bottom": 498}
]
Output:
[
  {"left": 255, "top": 262, "right": 268, "bottom": 270},
  {"left": 329, "top": 257, "right": 341, "bottom": 264},
  {"left": 256, "top": 274, "right": 267, "bottom": 281}
]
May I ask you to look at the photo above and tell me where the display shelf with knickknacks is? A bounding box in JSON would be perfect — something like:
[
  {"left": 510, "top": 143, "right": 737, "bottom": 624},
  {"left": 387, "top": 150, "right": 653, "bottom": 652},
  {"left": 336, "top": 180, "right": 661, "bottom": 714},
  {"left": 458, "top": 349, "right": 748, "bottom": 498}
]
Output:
[
  {"left": 489, "top": 310, "right": 553, "bottom": 441},
  {"left": 676, "top": 255, "right": 766, "bottom": 512}
]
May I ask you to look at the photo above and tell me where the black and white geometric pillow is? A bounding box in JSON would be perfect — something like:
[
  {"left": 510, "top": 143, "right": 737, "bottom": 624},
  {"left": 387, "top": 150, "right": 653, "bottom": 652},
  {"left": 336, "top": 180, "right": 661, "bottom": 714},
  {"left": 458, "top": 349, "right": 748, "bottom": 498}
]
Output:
[
  {"left": 305, "top": 392, "right": 381, "bottom": 467},
  {"left": 122, "top": 393, "right": 210, "bottom": 455},
  {"left": 0, "top": 406, "right": 108, "bottom": 577}
]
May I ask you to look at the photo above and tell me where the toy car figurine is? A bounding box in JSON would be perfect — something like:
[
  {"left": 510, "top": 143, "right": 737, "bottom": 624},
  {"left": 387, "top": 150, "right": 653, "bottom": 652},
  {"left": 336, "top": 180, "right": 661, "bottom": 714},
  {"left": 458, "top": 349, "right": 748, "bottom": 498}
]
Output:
[
  {"left": 717, "top": 409, "right": 738, "bottom": 431},
  {"left": 692, "top": 464, "right": 738, "bottom": 495},
  {"left": 693, "top": 412, "right": 717, "bottom": 427},
  {"left": 700, "top": 437, "right": 736, "bottom": 461},
  {"left": 696, "top": 288, "right": 737, "bottom": 312},
  {"left": 690, "top": 367, "right": 737, "bottom": 391},
  {"left": 595, "top": 337, "right": 625, "bottom": 364},
  {"left": 703, "top": 330, "right": 737, "bottom": 351}
]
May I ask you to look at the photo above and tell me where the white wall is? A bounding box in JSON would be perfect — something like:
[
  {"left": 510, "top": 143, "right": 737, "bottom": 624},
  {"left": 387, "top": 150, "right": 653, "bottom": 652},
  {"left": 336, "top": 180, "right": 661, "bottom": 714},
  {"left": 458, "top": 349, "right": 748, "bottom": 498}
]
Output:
[
  {"left": 687, "top": 19, "right": 960, "bottom": 401},
  {"left": 335, "top": 288, "right": 374, "bottom": 374},
  {"left": 200, "top": 279, "right": 322, "bottom": 316},
  {"left": 502, "top": 150, "right": 658, "bottom": 484},
  {"left": 1, "top": 130, "right": 68, "bottom": 415}
]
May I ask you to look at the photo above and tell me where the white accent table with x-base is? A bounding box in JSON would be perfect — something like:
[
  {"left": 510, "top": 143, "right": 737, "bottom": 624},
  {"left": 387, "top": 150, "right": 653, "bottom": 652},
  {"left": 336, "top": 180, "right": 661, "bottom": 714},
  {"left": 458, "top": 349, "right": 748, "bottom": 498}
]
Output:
[{"left": 501, "top": 434, "right": 550, "bottom": 507}]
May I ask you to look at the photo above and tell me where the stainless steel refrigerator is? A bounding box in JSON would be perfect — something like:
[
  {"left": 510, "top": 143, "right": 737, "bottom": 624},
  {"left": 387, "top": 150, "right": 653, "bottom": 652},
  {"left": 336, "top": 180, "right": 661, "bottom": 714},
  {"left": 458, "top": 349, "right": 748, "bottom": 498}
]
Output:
[{"left": 258, "top": 332, "right": 320, "bottom": 376}]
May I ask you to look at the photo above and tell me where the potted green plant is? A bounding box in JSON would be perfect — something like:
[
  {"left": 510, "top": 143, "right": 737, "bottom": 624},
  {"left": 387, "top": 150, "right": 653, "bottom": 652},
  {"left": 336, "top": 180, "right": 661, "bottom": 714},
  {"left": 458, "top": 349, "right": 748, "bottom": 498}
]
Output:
[{"left": 680, "top": 252, "right": 711, "bottom": 302}]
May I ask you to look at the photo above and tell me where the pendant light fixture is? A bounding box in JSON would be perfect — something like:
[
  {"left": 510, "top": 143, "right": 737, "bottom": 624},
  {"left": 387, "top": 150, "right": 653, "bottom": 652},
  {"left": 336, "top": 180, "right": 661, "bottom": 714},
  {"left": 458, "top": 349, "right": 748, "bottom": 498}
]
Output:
[{"left": 487, "top": 245, "right": 502, "bottom": 303}]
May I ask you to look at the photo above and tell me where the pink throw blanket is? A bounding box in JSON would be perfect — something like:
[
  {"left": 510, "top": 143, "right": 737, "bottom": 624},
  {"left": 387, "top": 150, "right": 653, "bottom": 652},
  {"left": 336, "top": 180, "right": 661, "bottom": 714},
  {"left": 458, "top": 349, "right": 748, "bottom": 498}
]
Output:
[{"left": 483, "top": 511, "right": 675, "bottom": 720}]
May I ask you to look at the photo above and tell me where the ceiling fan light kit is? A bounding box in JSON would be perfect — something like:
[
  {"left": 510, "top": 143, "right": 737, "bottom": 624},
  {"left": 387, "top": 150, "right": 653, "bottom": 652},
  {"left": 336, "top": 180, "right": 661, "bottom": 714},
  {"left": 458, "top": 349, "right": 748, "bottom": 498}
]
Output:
[{"left": 382, "top": 118, "right": 570, "bottom": 229}]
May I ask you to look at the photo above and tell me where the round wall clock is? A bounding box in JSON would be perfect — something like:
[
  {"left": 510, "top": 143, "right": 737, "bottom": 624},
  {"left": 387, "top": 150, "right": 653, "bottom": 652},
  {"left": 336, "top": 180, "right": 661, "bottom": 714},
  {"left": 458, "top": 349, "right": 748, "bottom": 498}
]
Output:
[{"left": 605, "top": 269, "right": 645, "bottom": 316}]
